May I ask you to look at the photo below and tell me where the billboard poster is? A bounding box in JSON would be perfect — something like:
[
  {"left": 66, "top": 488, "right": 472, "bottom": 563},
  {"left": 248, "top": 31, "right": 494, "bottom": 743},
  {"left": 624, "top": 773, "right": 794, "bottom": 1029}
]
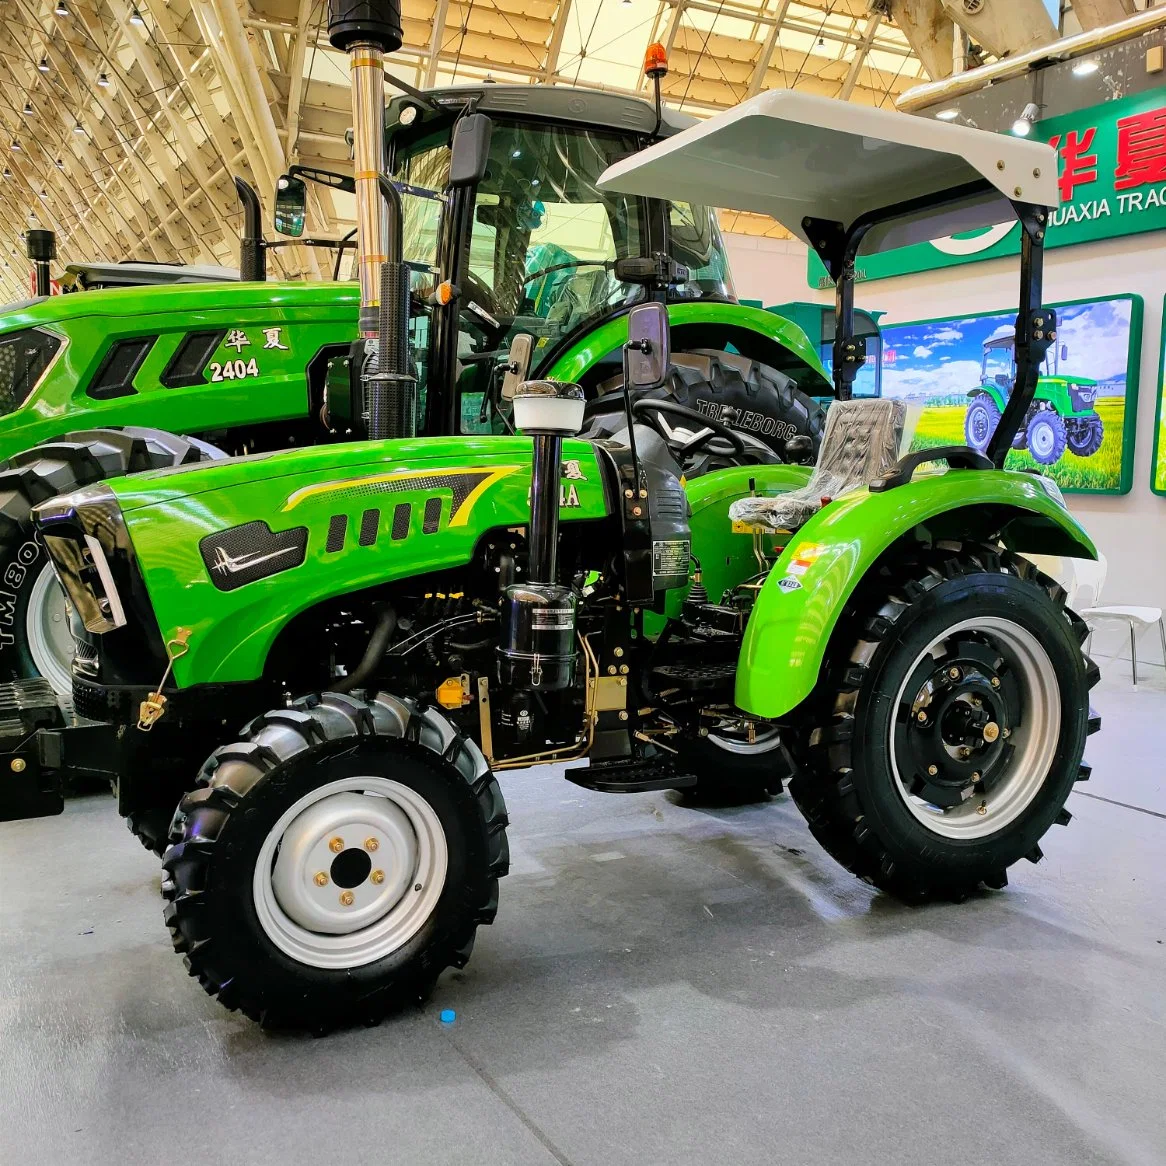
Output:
[
  {"left": 808, "top": 88, "right": 1166, "bottom": 289},
  {"left": 879, "top": 295, "right": 1142, "bottom": 494},
  {"left": 1153, "top": 298, "right": 1166, "bottom": 496}
]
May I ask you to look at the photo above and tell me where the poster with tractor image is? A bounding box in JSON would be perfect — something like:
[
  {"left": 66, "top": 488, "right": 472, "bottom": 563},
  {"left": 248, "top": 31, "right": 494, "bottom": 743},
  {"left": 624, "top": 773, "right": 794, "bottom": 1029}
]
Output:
[
  {"left": 879, "top": 295, "right": 1141, "bottom": 494},
  {"left": 1154, "top": 298, "right": 1166, "bottom": 496}
]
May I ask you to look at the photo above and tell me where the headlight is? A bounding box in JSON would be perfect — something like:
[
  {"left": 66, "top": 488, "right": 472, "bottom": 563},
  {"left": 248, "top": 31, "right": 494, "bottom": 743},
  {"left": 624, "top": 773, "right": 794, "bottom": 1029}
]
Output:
[
  {"left": 34, "top": 485, "right": 129, "bottom": 633},
  {"left": 1034, "top": 473, "right": 1066, "bottom": 508}
]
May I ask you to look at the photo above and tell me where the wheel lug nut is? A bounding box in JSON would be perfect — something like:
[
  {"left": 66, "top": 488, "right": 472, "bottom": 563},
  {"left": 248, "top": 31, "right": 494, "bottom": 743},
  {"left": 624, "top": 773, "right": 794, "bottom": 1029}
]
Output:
[
  {"left": 990, "top": 677, "right": 1000, "bottom": 688},
  {"left": 959, "top": 747, "right": 971, "bottom": 759},
  {"left": 365, "top": 837, "right": 379, "bottom": 852},
  {"left": 371, "top": 869, "right": 384, "bottom": 885},
  {"left": 927, "top": 764, "right": 938, "bottom": 776},
  {"left": 314, "top": 871, "right": 328, "bottom": 887},
  {"left": 329, "top": 837, "right": 345, "bottom": 853},
  {"left": 339, "top": 891, "right": 355, "bottom": 906},
  {"left": 917, "top": 710, "right": 928, "bottom": 723},
  {"left": 948, "top": 667, "right": 961, "bottom": 680},
  {"left": 1002, "top": 727, "right": 1011, "bottom": 738},
  {"left": 976, "top": 801, "right": 988, "bottom": 816},
  {"left": 983, "top": 722, "right": 1000, "bottom": 742}
]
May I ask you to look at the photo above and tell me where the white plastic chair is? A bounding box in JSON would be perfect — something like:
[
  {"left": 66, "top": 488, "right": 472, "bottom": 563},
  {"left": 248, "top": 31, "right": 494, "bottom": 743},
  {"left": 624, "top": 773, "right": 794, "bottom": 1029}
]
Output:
[{"left": 1028, "top": 553, "right": 1163, "bottom": 689}]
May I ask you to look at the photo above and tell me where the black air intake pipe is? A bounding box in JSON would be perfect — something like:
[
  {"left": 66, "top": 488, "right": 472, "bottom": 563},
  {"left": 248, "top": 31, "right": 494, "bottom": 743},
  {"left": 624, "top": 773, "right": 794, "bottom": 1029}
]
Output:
[{"left": 233, "top": 177, "right": 266, "bottom": 281}]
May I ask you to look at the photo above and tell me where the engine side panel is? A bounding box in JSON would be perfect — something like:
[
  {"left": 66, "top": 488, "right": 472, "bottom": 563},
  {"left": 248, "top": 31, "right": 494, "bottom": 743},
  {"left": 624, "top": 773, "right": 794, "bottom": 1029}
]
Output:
[{"left": 109, "top": 437, "right": 610, "bottom": 687}]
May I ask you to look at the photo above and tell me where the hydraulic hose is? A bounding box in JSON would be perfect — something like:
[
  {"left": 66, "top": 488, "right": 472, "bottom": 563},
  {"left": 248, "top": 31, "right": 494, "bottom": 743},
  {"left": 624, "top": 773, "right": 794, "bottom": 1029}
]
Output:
[{"left": 334, "top": 603, "right": 397, "bottom": 693}]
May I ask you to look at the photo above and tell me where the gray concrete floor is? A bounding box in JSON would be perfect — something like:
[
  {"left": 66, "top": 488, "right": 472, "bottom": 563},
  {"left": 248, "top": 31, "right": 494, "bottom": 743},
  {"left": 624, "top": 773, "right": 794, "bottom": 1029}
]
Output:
[{"left": 2, "top": 656, "right": 1164, "bottom": 1166}]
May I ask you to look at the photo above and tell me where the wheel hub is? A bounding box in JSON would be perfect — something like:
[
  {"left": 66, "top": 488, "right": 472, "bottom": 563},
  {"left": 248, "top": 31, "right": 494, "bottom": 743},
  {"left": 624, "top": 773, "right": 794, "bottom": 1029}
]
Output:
[
  {"left": 254, "top": 776, "right": 448, "bottom": 969},
  {"left": 890, "top": 618, "right": 1061, "bottom": 839},
  {"left": 271, "top": 792, "right": 417, "bottom": 935}
]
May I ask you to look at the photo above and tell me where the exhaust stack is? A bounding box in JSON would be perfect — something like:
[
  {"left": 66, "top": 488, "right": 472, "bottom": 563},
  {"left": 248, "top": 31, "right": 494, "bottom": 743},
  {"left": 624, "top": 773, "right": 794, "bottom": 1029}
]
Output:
[{"left": 328, "top": 0, "right": 414, "bottom": 438}]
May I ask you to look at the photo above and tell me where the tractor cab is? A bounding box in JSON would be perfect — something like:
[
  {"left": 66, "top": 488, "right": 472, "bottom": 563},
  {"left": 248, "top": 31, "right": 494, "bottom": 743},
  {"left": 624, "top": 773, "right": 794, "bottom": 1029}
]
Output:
[{"left": 279, "top": 77, "right": 832, "bottom": 453}]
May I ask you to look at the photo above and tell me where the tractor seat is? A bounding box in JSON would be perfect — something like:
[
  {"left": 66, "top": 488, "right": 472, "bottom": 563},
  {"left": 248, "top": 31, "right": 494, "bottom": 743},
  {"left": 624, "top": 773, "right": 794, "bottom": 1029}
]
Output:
[{"left": 728, "top": 398, "right": 906, "bottom": 531}]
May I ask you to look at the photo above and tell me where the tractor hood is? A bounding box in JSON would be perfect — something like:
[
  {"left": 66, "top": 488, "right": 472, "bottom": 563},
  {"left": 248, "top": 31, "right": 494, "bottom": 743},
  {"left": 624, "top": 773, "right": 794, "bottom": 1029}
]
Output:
[
  {"left": 104, "top": 436, "right": 581, "bottom": 512},
  {"left": 0, "top": 280, "right": 358, "bottom": 336}
]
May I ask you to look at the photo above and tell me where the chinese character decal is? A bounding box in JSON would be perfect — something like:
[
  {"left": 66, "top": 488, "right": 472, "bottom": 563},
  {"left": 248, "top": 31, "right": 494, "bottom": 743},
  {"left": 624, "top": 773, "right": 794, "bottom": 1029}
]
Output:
[
  {"left": 224, "top": 329, "right": 250, "bottom": 353},
  {"left": 263, "top": 327, "right": 289, "bottom": 351}
]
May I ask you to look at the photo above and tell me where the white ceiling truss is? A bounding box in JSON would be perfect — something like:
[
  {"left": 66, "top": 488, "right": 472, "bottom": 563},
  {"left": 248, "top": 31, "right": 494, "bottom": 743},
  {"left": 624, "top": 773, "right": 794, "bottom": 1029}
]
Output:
[{"left": 0, "top": 0, "right": 1091, "bottom": 300}]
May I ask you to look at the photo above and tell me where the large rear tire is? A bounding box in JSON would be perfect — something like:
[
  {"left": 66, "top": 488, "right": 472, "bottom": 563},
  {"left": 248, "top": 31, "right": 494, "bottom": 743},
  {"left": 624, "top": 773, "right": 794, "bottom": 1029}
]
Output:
[
  {"left": 162, "top": 691, "right": 509, "bottom": 1031},
  {"left": 605, "top": 349, "right": 826, "bottom": 460},
  {"left": 789, "top": 546, "right": 1099, "bottom": 902},
  {"left": 0, "top": 427, "right": 217, "bottom": 695}
]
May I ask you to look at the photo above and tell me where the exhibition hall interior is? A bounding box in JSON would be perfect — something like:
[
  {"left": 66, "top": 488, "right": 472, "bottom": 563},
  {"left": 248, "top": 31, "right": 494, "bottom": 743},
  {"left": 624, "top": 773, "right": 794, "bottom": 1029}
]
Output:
[{"left": 0, "top": 1, "right": 1162, "bottom": 1162}]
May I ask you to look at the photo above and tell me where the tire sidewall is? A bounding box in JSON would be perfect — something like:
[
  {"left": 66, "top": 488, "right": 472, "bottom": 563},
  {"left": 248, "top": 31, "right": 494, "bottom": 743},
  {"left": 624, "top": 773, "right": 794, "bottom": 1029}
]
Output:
[
  {"left": 964, "top": 396, "right": 999, "bottom": 451},
  {"left": 848, "top": 571, "right": 1088, "bottom": 879},
  {"left": 0, "top": 534, "right": 53, "bottom": 683},
  {"left": 198, "top": 739, "right": 489, "bottom": 1009},
  {"left": 1026, "top": 410, "right": 1066, "bottom": 465}
]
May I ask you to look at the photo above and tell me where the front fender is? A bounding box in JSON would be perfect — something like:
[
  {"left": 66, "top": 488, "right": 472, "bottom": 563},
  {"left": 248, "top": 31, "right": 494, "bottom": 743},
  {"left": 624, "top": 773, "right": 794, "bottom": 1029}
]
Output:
[{"left": 734, "top": 470, "right": 1097, "bottom": 720}]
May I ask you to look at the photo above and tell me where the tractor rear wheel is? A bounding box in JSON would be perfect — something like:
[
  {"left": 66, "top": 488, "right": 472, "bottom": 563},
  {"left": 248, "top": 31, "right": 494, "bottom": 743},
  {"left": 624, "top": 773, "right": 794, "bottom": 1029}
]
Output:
[
  {"left": 606, "top": 349, "right": 826, "bottom": 461},
  {"left": 964, "top": 394, "right": 1000, "bottom": 453},
  {"left": 162, "top": 691, "right": 509, "bottom": 1031},
  {"left": 1066, "top": 414, "right": 1104, "bottom": 458},
  {"left": 0, "top": 428, "right": 219, "bottom": 695},
  {"left": 789, "top": 545, "right": 1099, "bottom": 902}
]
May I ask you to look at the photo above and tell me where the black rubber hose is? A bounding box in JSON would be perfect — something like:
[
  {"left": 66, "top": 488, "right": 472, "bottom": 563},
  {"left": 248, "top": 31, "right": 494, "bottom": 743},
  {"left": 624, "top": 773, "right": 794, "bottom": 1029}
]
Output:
[{"left": 334, "top": 603, "right": 397, "bottom": 693}]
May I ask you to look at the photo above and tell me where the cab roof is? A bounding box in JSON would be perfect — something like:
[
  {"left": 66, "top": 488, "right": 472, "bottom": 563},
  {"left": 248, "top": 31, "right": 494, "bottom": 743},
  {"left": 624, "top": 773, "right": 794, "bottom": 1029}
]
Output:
[{"left": 598, "top": 90, "right": 1059, "bottom": 254}]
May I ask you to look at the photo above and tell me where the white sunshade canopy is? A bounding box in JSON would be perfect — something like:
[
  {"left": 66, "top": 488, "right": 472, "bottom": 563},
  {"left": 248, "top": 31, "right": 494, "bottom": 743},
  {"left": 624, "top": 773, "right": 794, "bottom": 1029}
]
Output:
[{"left": 598, "top": 90, "right": 1060, "bottom": 255}]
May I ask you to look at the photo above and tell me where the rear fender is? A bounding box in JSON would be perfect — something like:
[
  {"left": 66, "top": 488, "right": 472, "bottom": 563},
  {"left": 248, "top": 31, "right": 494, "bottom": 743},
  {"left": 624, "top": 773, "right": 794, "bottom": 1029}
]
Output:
[{"left": 734, "top": 470, "right": 1097, "bottom": 719}]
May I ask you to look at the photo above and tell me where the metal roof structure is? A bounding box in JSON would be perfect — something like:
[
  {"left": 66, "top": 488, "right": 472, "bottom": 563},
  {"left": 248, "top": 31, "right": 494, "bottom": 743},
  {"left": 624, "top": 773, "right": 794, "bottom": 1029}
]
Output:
[{"left": 0, "top": 0, "right": 1119, "bottom": 300}]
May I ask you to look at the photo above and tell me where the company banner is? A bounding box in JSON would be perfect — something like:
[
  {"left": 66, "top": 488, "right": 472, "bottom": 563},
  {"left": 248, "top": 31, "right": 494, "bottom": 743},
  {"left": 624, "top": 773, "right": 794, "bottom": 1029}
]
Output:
[
  {"left": 879, "top": 295, "right": 1142, "bottom": 494},
  {"left": 808, "top": 89, "right": 1166, "bottom": 288}
]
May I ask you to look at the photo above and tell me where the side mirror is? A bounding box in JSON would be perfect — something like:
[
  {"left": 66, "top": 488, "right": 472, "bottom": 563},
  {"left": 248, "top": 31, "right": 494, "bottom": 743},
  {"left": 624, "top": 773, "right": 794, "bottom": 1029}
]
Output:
[
  {"left": 1060, "top": 343, "right": 1068, "bottom": 361},
  {"left": 501, "top": 333, "right": 534, "bottom": 401},
  {"left": 274, "top": 174, "right": 307, "bottom": 238},
  {"left": 450, "top": 114, "right": 493, "bottom": 188},
  {"left": 625, "top": 302, "right": 670, "bottom": 389}
]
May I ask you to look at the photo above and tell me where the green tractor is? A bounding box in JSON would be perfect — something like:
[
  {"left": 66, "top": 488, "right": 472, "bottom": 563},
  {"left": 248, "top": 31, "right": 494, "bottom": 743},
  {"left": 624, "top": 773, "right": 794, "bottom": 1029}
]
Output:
[
  {"left": 0, "top": 67, "right": 827, "bottom": 706},
  {"left": 966, "top": 332, "right": 1102, "bottom": 465},
  {"left": 22, "top": 0, "right": 1101, "bottom": 1033}
]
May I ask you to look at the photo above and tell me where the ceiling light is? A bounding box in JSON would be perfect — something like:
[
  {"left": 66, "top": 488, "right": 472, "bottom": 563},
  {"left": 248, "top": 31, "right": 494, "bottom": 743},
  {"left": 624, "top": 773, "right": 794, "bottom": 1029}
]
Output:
[
  {"left": 55, "top": 157, "right": 64, "bottom": 169},
  {"left": 23, "top": 101, "right": 34, "bottom": 116},
  {"left": 97, "top": 72, "right": 111, "bottom": 88},
  {"left": 1011, "top": 102, "right": 1039, "bottom": 137},
  {"left": 39, "top": 190, "right": 48, "bottom": 200},
  {"left": 10, "top": 139, "right": 21, "bottom": 152},
  {"left": 129, "top": 7, "right": 145, "bottom": 25},
  {"left": 73, "top": 122, "right": 85, "bottom": 135},
  {"left": 935, "top": 108, "right": 960, "bottom": 121},
  {"left": 38, "top": 57, "right": 50, "bottom": 73},
  {"left": 54, "top": 0, "right": 69, "bottom": 14},
  {"left": 2, "top": 168, "right": 10, "bottom": 179},
  {"left": 1072, "top": 58, "right": 1099, "bottom": 77}
]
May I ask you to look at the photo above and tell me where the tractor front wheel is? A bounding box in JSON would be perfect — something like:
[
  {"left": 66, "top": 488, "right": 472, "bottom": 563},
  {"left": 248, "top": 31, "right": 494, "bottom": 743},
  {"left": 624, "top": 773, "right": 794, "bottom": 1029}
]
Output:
[
  {"left": 677, "top": 719, "right": 793, "bottom": 804},
  {"left": 162, "top": 691, "right": 509, "bottom": 1031},
  {"left": 1066, "top": 414, "right": 1104, "bottom": 458},
  {"left": 789, "top": 546, "right": 1099, "bottom": 902},
  {"left": 1025, "top": 409, "right": 1067, "bottom": 465}
]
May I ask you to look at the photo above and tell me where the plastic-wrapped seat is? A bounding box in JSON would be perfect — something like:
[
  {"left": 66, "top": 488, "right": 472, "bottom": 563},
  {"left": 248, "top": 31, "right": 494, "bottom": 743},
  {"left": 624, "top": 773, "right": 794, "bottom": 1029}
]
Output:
[{"left": 728, "top": 398, "right": 906, "bottom": 531}]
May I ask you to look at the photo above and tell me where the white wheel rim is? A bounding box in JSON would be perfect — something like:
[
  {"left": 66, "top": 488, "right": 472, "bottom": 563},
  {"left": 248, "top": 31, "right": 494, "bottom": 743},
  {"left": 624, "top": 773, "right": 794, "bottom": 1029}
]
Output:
[
  {"left": 25, "top": 561, "right": 75, "bottom": 696},
  {"left": 889, "top": 616, "right": 1061, "bottom": 840},
  {"left": 253, "top": 776, "right": 448, "bottom": 970},
  {"left": 1029, "top": 419, "right": 1056, "bottom": 459},
  {"left": 707, "top": 721, "right": 783, "bottom": 755}
]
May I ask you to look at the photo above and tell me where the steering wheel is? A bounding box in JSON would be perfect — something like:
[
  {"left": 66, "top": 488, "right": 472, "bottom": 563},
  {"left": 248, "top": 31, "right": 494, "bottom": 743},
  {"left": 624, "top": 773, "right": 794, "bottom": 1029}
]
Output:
[
  {"left": 522, "top": 259, "right": 611, "bottom": 286},
  {"left": 630, "top": 398, "right": 746, "bottom": 461}
]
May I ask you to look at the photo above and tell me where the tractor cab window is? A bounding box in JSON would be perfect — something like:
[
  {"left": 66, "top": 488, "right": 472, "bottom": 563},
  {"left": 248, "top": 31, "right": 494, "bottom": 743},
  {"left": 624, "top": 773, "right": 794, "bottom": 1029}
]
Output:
[
  {"left": 668, "top": 201, "right": 734, "bottom": 300},
  {"left": 458, "top": 120, "right": 647, "bottom": 431},
  {"left": 391, "top": 133, "right": 454, "bottom": 422},
  {"left": 982, "top": 338, "right": 1015, "bottom": 389}
]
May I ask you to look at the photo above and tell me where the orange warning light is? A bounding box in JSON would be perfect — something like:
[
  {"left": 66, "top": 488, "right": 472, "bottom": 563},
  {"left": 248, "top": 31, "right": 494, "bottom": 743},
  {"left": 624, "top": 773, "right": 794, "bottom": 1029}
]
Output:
[
  {"left": 643, "top": 42, "right": 668, "bottom": 78},
  {"left": 434, "top": 280, "right": 456, "bottom": 306}
]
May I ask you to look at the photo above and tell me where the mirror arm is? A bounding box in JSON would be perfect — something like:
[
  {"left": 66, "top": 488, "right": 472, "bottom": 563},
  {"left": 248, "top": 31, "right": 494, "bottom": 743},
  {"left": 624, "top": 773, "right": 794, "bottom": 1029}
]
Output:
[{"left": 289, "top": 163, "right": 356, "bottom": 195}]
